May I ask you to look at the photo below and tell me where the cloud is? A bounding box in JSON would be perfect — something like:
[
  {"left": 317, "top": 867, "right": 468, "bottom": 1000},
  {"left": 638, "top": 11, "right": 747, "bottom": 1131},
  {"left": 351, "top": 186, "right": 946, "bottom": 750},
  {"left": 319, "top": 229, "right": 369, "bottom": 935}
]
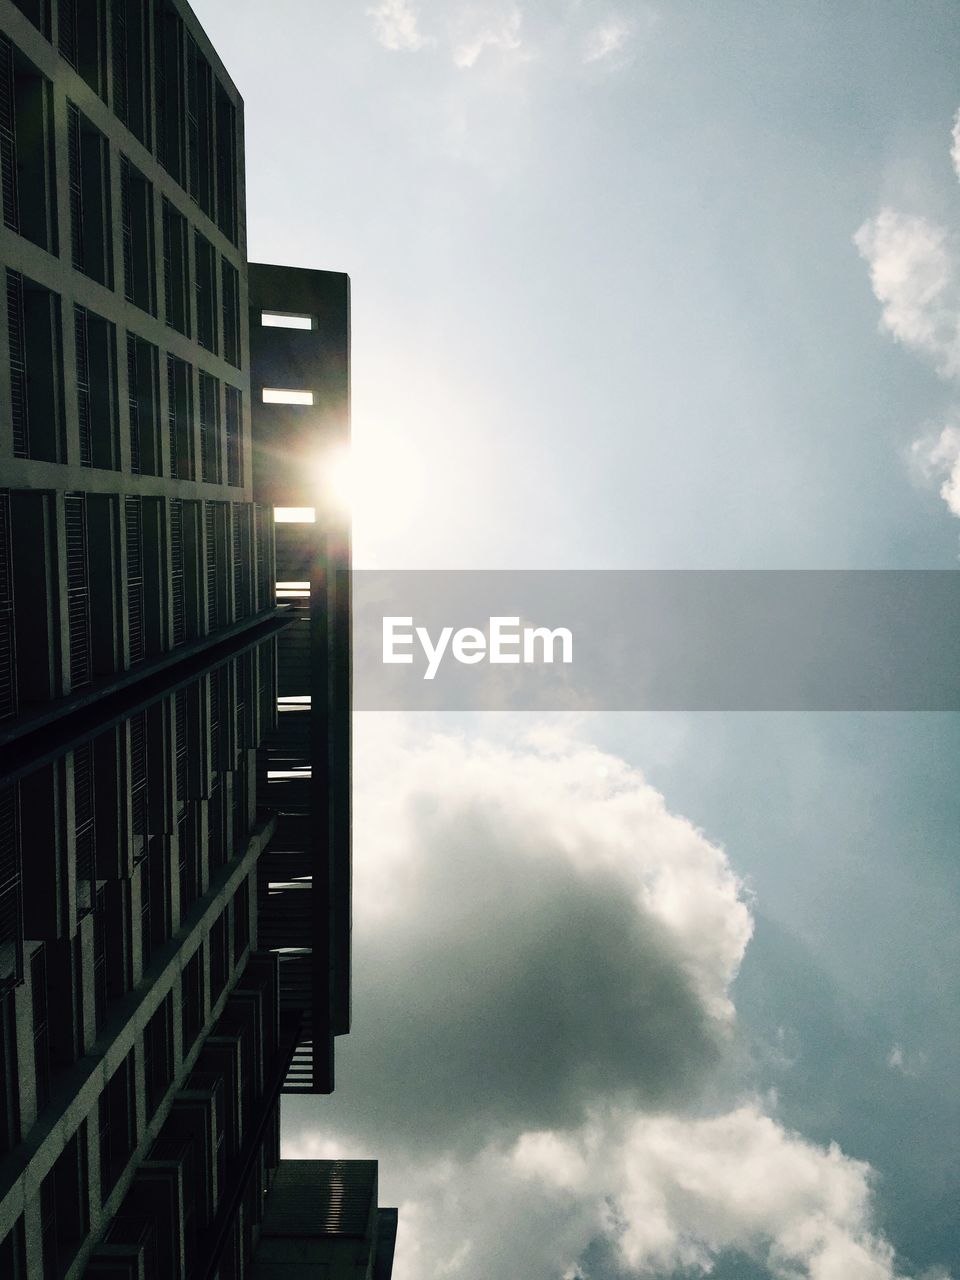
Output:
[
  {"left": 951, "top": 107, "right": 960, "bottom": 183},
  {"left": 910, "top": 423, "right": 960, "bottom": 516},
  {"left": 583, "top": 17, "right": 635, "bottom": 65},
  {"left": 368, "top": 0, "right": 434, "bottom": 52},
  {"left": 451, "top": 5, "right": 523, "bottom": 69},
  {"left": 283, "top": 718, "right": 937, "bottom": 1280},
  {"left": 853, "top": 209, "right": 960, "bottom": 380}
]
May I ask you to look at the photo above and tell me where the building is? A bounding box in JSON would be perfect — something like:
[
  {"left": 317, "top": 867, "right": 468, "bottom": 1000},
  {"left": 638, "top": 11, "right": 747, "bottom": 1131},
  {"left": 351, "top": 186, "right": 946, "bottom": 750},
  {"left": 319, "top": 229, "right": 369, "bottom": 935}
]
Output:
[
  {"left": 0, "top": 0, "right": 374, "bottom": 1276},
  {"left": 252, "top": 1161, "right": 396, "bottom": 1280}
]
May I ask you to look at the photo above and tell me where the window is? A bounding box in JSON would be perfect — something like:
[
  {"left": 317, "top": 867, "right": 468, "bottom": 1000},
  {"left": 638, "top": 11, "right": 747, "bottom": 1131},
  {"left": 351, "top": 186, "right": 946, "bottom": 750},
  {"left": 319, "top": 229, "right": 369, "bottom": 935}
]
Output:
[
  {"left": 0, "top": 495, "right": 16, "bottom": 721},
  {"left": 0, "top": 1216, "right": 25, "bottom": 1279},
  {"left": 31, "top": 945, "right": 50, "bottom": 1113},
  {"left": 167, "top": 354, "right": 193, "bottom": 479},
  {"left": 155, "top": 0, "right": 185, "bottom": 183},
  {"left": 42, "top": 1124, "right": 89, "bottom": 1279},
  {"left": 7, "top": 270, "right": 63, "bottom": 463},
  {"left": 0, "top": 987, "right": 20, "bottom": 1156},
  {"left": 209, "top": 910, "right": 228, "bottom": 1001},
  {"left": 67, "top": 104, "right": 112, "bottom": 285},
  {"left": 232, "top": 877, "right": 249, "bottom": 961},
  {"left": 204, "top": 502, "right": 226, "bottom": 631},
  {"left": 222, "top": 260, "right": 240, "bottom": 367},
  {"left": 225, "top": 386, "right": 242, "bottom": 487},
  {"left": 112, "top": 0, "right": 150, "bottom": 144},
  {"left": 162, "top": 199, "right": 189, "bottom": 334},
  {"left": 120, "top": 157, "right": 156, "bottom": 314},
  {"left": 127, "top": 334, "right": 161, "bottom": 476},
  {"left": 231, "top": 505, "right": 251, "bottom": 619},
  {"left": 215, "top": 81, "right": 237, "bottom": 242},
  {"left": 0, "top": 37, "right": 56, "bottom": 251},
  {"left": 262, "top": 387, "right": 313, "bottom": 405},
  {"left": 261, "top": 311, "right": 313, "bottom": 330},
  {"left": 195, "top": 233, "right": 217, "bottom": 351},
  {"left": 125, "top": 497, "right": 144, "bottom": 666},
  {"left": 74, "top": 742, "right": 96, "bottom": 918},
  {"left": 12, "top": 0, "right": 49, "bottom": 36},
  {"left": 99, "top": 1051, "right": 136, "bottom": 1198},
  {"left": 181, "top": 946, "right": 204, "bottom": 1051},
  {"left": 59, "top": 0, "right": 108, "bottom": 98},
  {"left": 143, "top": 993, "right": 173, "bottom": 1114},
  {"left": 64, "top": 493, "right": 92, "bottom": 690},
  {"left": 199, "top": 371, "right": 220, "bottom": 483},
  {"left": 186, "top": 36, "right": 213, "bottom": 214},
  {"left": 74, "top": 306, "right": 119, "bottom": 469}
]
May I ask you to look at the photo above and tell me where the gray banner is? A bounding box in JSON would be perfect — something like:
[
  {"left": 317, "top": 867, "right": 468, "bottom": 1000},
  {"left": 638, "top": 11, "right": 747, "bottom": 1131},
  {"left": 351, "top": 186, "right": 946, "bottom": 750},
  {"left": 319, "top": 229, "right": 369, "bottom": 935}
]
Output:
[{"left": 350, "top": 571, "right": 960, "bottom": 710}]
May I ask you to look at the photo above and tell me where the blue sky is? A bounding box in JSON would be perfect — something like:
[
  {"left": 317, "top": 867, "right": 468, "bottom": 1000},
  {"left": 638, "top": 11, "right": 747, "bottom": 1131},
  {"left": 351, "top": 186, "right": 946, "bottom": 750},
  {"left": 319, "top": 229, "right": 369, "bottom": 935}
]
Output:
[{"left": 194, "top": 2, "right": 960, "bottom": 1276}]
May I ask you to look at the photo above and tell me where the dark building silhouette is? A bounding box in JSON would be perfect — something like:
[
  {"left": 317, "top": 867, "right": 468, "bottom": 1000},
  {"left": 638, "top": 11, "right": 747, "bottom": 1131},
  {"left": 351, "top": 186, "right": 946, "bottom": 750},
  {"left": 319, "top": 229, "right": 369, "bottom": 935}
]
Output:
[{"left": 0, "top": 0, "right": 373, "bottom": 1276}]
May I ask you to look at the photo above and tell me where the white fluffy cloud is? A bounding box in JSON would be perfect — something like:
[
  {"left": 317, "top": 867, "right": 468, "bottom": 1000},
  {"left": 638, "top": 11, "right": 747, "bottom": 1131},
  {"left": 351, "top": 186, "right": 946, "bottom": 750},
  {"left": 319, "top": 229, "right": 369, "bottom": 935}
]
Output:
[
  {"left": 451, "top": 5, "right": 523, "bottom": 69},
  {"left": 583, "top": 17, "right": 636, "bottom": 66},
  {"left": 910, "top": 423, "right": 960, "bottom": 516},
  {"left": 368, "top": 0, "right": 434, "bottom": 52},
  {"left": 283, "top": 718, "right": 933, "bottom": 1280},
  {"left": 853, "top": 210, "right": 960, "bottom": 380},
  {"left": 951, "top": 107, "right": 960, "bottom": 184}
]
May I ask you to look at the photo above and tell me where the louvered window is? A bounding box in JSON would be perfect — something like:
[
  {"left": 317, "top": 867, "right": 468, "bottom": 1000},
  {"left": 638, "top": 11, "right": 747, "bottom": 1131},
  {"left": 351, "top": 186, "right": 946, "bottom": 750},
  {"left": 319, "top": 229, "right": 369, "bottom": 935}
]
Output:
[
  {"left": 225, "top": 386, "right": 242, "bottom": 487},
  {"left": 7, "top": 272, "right": 28, "bottom": 459},
  {"left": 74, "top": 744, "right": 95, "bottom": 918},
  {"left": 196, "top": 233, "right": 217, "bottom": 351},
  {"left": 67, "top": 103, "right": 83, "bottom": 268},
  {"left": 112, "top": 0, "right": 149, "bottom": 143},
  {"left": 64, "top": 494, "right": 91, "bottom": 689},
  {"left": 207, "top": 780, "right": 223, "bottom": 873},
  {"left": 186, "top": 36, "right": 213, "bottom": 214},
  {"left": 127, "top": 335, "right": 140, "bottom": 474},
  {"left": 129, "top": 710, "right": 147, "bottom": 854},
  {"left": 125, "top": 496, "right": 144, "bottom": 664},
  {"left": 167, "top": 354, "right": 193, "bottom": 479},
  {"left": 232, "top": 506, "right": 244, "bottom": 620},
  {"left": 59, "top": 0, "right": 107, "bottom": 97},
  {"left": 233, "top": 877, "right": 249, "bottom": 958},
  {"left": 221, "top": 259, "right": 240, "bottom": 367},
  {"left": 0, "top": 785, "right": 22, "bottom": 990},
  {"left": 75, "top": 306, "right": 92, "bottom": 466},
  {"left": 199, "top": 371, "right": 220, "bottom": 483},
  {"left": 67, "top": 103, "right": 111, "bottom": 284},
  {"left": 0, "top": 38, "right": 19, "bottom": 235},
  {"left": 0, "top": 494, "right": 16, "bottom": 721},
  {"left": 120, "top": 156, "right": 155, "bottom": 313},
  {"left": 92, "top": 885, "right": 107, "bottom": 1029},
  {"left": 162, "top": 199, "right": 189, "bottom": 334},
  {"left": 254, "top": 505, "right": 268, "bottom": 612},
  {"left": 31, "top": 945, "right": 50, "bottom": 1112},
  {"left": 171, "top": 498, "right": 185, "bottom": 646},
  {"left": 205, "top": 502, "right": 221, "bottom": 631},
  {"left": 175, "top": 688, "right": 187, "bottom": 813},
  {"left": 155, "top": 2, "right": 184, "bottom": 183},
  {"left": 215, "top": 82, "right": 237, "bottom": 243}
]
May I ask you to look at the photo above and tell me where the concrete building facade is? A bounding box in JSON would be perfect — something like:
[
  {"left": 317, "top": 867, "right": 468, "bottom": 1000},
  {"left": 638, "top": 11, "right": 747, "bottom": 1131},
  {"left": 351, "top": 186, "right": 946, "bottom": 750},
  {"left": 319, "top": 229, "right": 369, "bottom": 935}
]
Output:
[{"left": 0, "top": 0, "right": 372, "bottom": 1276}]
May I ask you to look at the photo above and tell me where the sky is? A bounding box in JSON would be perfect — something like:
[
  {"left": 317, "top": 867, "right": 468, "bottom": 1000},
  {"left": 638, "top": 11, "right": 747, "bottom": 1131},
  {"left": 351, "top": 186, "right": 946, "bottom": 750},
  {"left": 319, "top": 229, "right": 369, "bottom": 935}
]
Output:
[{"left": 192, "top": 3, "right": 960, "bottom": 1277}]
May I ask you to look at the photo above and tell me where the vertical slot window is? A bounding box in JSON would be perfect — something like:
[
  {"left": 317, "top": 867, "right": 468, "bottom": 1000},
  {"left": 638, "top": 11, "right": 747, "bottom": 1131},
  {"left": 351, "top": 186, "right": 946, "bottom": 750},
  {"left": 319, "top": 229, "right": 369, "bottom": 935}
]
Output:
[
  {"left": 214, "top": 81, "right": 237, "bottom": 242},
  {"left": 199, "top": 371, "right": 220, "bottom": 483},
  {"left": 127, "top": 334, "right": 160, "bottom": 477},
  {"left": 0, "top": 38, "right": 55, "bottom": 251},
  {"left": 204, "top": 501, "right": 219, "bottom": 631},
  {"left": 181, "top": 945, "right": 204, "bottom": 1051},
  {"left": 125, "top": 496, "right": 144, "bottom": 665},
  {"left": 74, "top": 742, "right": 95, "bottom": 917},
  {"left": 143, "top": 993, "right": 173, "bottom": 1114},
  {"left": 67, "top": 103, "right": 112, "bottom": 285},
  {"left": 0, "top": 494, "right": 16, "bottom": 721},
  {"left": 186, "top": 36, "right": 213, "bottom": 215},
  {"left": 7, "top": 271, "right": 63, "bottom": 463},
  {"left": 112, "top": 0, "right": 149, "bottom": 144},
  {"left": 31, "top": 945, "right": 50, "bottom": 1113},
  {"left": 128, "top": 710, "right": 147, "bottom": 861},
  {"left": 42, "top": 1124, "right": 89, "bottom": 1279},
  {"left": 167, "top": 354, "right": 193, "bottom": 479},
  {"left": 170, "top": 499, "right": 185, "bottom": 647},
  {"left": 99, "top": 1051, "right": 136, "bottom": 1198},
  {"left": 0, "top": 784, "right": 22, "bottom": 991},
  {"left": 221, "top": 259, "right": 240, "bottom": 368},
  {"left": 120, "top": 156, "right": 156, "bottom": 314},
  {"left": 195, "top": 232, "right": 217, "bottom": 352},
  {"left": 225, "top": 386, "right": 242, "bottom": 488},
  {"left": 154, "top": 0, "right": 184, "bottom": 182},
  {"left": 162, "top": 198, "right": 189, "bottom": 334},
  {"left": 209, "top": 910, "right": 228, "bottom": 1001},
  {"left": 59, "top": 0, "right": 108, "bottom": 98},
  {"left": 64, "top": 493, "right": 91, "bottom": 690},
  {"left": 231, "top": 505, "right": 250, "bottom": 620},
  {"left": 74, "top": 306, "right": 119, "bottom": 469}
]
